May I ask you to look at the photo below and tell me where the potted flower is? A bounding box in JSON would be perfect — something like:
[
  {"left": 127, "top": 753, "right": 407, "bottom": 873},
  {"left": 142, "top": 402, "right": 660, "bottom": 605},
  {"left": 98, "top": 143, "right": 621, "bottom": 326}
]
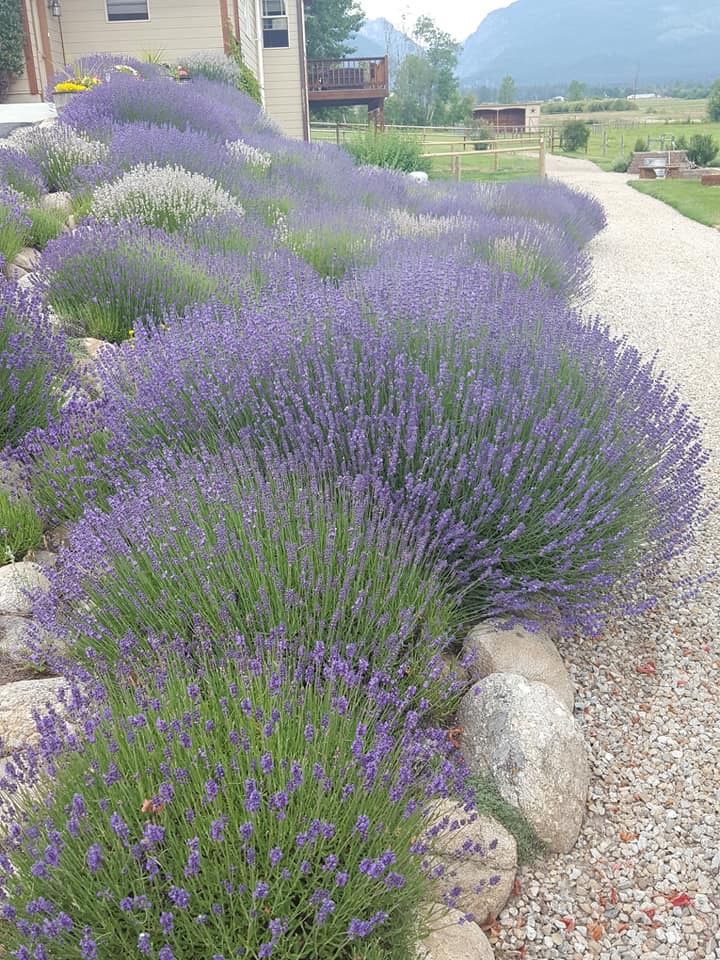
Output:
[
  {"left": 52, "top": 73, "right": 101, "bottom": 109},
  {"left": 169, "top": 64, "right": 191, "bottom": 82}
]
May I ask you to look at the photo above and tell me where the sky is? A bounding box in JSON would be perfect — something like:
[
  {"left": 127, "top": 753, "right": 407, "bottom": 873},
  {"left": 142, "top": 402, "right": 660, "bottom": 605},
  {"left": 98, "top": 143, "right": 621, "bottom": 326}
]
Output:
[{"left": 359, "top": 0, "right": 515, "bottom": 42}]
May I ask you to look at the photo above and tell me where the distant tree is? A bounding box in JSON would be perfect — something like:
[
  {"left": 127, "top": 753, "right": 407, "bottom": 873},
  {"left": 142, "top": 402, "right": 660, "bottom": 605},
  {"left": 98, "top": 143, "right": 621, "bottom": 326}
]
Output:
[
  {"left": 304, "top": 0, "right": 365, "bottom": 60},
  {"left": 385, "top": 17, "right": 473, "bottom": 126},
  {"left": 560, "top": 120, "right": 590, "bottom": 152},
  {"left": 498, "top": 75, "right": 516, "bottom": 104},
  {"left": 708, "top": 79, "right": 720, "bottom": 122},
  {"left": 566, "top": 79, "right": 585, "bottom": 101}
]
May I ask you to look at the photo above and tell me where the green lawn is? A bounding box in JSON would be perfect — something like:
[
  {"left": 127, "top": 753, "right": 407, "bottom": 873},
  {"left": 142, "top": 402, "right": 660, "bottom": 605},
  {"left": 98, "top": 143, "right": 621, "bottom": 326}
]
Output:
[{"left": 629, "top": 179, "right": 720, "bottom": 227}]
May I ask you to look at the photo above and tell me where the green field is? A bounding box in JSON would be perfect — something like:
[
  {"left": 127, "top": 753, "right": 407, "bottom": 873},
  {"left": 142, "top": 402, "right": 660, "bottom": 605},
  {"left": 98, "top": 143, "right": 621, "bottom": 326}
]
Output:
[
  {"left": 310, "top": 125, "right": 543, "bottom": 182},
  {"left": 551, "top": 118, "right": 720, "bottom": 170},
  {"left": 630, "top": 179, "right": 720, "bottom": 227}
]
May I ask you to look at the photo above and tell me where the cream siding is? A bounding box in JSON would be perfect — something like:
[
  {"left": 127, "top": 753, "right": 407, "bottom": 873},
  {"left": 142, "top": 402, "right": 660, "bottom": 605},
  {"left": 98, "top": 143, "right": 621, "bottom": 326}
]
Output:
[
  {"left": 57, "top": 0, "right": 225, "bottom": 63},
  {"left": 235, "top": 0, "right": 259, "bottom": 80},
  {"left": 261, "top": 0, "right": 306, "bottom": 139}
]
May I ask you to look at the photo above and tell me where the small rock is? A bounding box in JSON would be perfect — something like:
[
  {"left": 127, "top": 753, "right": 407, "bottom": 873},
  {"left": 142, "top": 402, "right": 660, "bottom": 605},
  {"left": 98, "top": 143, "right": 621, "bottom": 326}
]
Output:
[
  {"left": 428, "top": 799, "right": 518, "bottom": 925},
  {"left": 0, "top": 615, "right": 35, "bottom": 665},
  {"left": 12, "top": 247, "right": 41, "bottom": 273},
  {"left": 0, "top": 677, "right": 65, "bottom": 756},
  {"left": 417, "top": 906, "right": 494, "bottom": 960},
  {"left": 0, "top": 562, "right": 49, "bottom": 617},
  {"left": 459, "top": 673, "right": 590, "bottom": 853},
  {"left": 39, "top": 192, "right": 73, "bottom": 218},
  {"left": 76, "top": 337, "right": 111, "bottom": 362},
  {"left": 3, "top": 262, "right": 27, "bottom": 282},
  {"left": 408, "top": 170, "right": 430, "bottom": 183},
  {"left": 465, "top": 620, "right": 575, "bottom": 711}
]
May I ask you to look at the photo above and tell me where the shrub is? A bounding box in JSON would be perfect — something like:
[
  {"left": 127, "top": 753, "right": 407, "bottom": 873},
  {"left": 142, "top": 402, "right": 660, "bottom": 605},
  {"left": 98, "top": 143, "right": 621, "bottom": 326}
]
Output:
[
  {"left": 92, "top": 163, "right": 244, "bottom": 232},
  {"left": 0, "top": 147, "right": 45, "bottom": 199},
  {"left": 559, "top": 120, "right": 590, "bottom": 152},
  {"left": 674, "top": 134, "right": 688, "bottom": 151},
  {"left": 34, "top": 446, "right": 463, "bottom": 711},
  {"left": 7, "top": 123, "right": 109, "bottom": 191},
  {"left": 83, "top": 254, "right": 705, "bottom": 634},
  {"left": 27, "top": 205, "right": 66, "bottom": 248},
  {"left": 634, "top": 136, "right": 648, "bottom": 152},
  {"left": 38, "top": 220, "right": 228, "bottom": 341},
  {"left": 0, "top": 185, "right": 30, "bottom": 262},
  {"left": 0, "top": 0, "right": 24, "bottom": 100},
  {"left": 344, "top": 130, "right": 431, "bottom": 174},
  {"left": 0, "top": 283, "right": 73, "bottom": 448},
  {"left": 686, "top": 133, "right": 719, "bottom": 167},
  {"left": 0, "top": 488, "right": 42, "bottom": 563},
  {"left": 610, "top": 155, "right": 630, "bottom": 173},
  {"left": 470, "top": 122, "right": 495, "bottom": 151},
  {"left": 0, "top": 644, "right": 473, "bottom": 960}
]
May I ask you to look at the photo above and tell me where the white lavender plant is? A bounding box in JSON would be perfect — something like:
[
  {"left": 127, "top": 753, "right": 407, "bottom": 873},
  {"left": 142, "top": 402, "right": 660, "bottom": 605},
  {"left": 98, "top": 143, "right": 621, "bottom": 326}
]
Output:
[{"left": 92, "top": 163, "right": 244, "bottom": 232}]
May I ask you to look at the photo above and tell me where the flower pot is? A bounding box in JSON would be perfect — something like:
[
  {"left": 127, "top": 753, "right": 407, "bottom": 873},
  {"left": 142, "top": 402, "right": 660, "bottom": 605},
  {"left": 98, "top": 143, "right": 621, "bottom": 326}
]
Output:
[{"left": 52, "top": 92, "right": 77, "bottom": 111}]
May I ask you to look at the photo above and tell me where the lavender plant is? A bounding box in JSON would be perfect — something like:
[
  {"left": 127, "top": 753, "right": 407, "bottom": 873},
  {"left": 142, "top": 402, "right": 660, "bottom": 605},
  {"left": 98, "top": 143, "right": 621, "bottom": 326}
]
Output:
[
  {"left": 27, "top": 205, "right": 66, "bottom": 249},
  {"left": 0, "top": 282, "right": 73, "bottom": 449},
  {"left": 92, "top": 163, "right": 244, "bottom": 232},
  {"left": 0, "top": 186, "right": 30, "bottom": 263},
  {"left": 7, "top": 123, "right": 109, "bottom": 192},
  {"left": 33, "top": 446, "right": 465, "bottom": 712},
  {"left": 0, "top": 488, "right": 42, "bottom": 563},
  {"left": 37, "top": 220, "right": 228, "bottom": 341},
  {"left": 0, "top": 147, "right": 45, "bottom": 200},
  {"left": 0, "top": 643, "right": 474, "bottom": 960},
  {"left": 90, "top": 254, "right": 704, "bottom": 633}
]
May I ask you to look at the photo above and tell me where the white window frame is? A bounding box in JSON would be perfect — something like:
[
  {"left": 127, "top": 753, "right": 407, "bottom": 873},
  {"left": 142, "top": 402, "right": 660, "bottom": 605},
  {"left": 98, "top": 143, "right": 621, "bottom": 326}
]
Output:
[{"left": 262, "top": 0, "right": 289, "bottom": 47}]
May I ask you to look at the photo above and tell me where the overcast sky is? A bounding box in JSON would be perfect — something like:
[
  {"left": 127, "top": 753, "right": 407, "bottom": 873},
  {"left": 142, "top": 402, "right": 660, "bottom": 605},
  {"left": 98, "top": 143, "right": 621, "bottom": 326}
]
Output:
[{"left": 360, "top": 0, "right": 515, "bottom": 42}]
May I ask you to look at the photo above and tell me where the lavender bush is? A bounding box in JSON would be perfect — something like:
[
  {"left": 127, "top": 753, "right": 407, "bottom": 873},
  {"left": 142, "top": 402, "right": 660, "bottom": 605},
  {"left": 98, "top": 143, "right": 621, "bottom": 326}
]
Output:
[
  {"left": 0, "top": 147, "right": 45, "bottom": 200},
  {"left": 91, "top": 164, "right": 244, "bottom": 232},
  {"left": 37, "top": 220, "right": 230, "bottom": 341},
  {"left": 0, "top": 187, "right": 30, "bottom": 263},
  {"left": 0, "top": 489, "right": 42, "bottom": 563},
  {"left": 33, "top": 446, "right": 465, "bottom": 712},
  {"left": 0, "top": 282, "right": 73, "bottom": 449},
  {"left": 0, "top": 642, "right": 474, "bottom": 960},
  {"left": 87, "top": 253, "right": 704, "bottom": 633},
  {"left": 7, "top": 124, "right": 109, "bottom": 192}
]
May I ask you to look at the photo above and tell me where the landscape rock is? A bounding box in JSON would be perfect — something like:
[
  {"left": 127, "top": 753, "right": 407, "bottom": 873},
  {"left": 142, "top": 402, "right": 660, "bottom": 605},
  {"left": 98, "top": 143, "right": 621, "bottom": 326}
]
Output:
[
  {"left": 12, "top": 247, "right": 41, "bottom": 273},
  {"left": 0, "top": 615, "right": 35, "bottom": 666},
  {"left": 465, "top": 620, "right": 575, "bottom": 711},
  {"left": 3, "top": 262, "right": 27, "bottom": 282},
  {"left": 0, "top": 562, "right": 49, "bottom": 617},
  {"left": 77, "top": 337, "right": 109, "bottom": 362},
  {"left": 39, "top": 191, "right": 73, "bottom": 218},
  {"left": 458, "top": 673, "right": 589, "bottom": 853},
  {"left": 0, "top": 458, "right": 28, "bottom": 499},
  {"left": 429, "top": 799, "right": 517, "bottom": 925},
  {"left": 0, "top": 677, "right": 65, "bottom": 756},
  {"left": 417, "top": 906, "right": 495, "bottom": 960}
]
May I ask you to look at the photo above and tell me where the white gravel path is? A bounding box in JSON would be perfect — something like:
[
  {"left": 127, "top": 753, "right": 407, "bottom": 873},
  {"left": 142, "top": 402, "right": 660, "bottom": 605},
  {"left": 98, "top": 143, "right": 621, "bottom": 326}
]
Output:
[{"left": 490, "top": 156, "right": 720, "bottom": 960}]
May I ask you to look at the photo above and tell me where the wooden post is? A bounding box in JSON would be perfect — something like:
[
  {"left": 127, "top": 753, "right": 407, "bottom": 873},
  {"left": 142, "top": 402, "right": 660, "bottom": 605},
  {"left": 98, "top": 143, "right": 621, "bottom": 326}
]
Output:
[
  {"left": 335, "top": 122, "right": 341, "bottom": 146},
  {"left": 539, "top": 135, "right": 546, "bottom": 178},
  {"left": 493, "top": 144, "right": 499, "bottom": 173},
  {"left": 456, "top": 154, "right": 462, "bottom": 182}
]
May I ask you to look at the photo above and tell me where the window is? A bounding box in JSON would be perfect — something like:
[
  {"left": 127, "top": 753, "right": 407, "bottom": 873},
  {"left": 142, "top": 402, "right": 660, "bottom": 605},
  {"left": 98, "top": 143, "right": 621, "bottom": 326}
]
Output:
[
  {"left": 106, "top": 0, "right": 149, "bottom": 21},
  {"left": 262, "top": 0, "right": 288, "bottom": 48}
]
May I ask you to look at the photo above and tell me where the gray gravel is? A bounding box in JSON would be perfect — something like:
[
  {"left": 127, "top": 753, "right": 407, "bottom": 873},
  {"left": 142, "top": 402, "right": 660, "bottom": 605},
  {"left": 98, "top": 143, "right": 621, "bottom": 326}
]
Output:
[{"left": 490, "top": 157, "right": 720, "bottom": 960}]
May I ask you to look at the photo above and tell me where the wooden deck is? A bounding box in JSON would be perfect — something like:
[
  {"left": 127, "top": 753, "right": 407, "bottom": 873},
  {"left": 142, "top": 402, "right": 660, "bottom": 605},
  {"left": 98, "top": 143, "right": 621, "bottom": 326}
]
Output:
[{"left": 307, "top": 57, "right": 389, "bottom": 112}]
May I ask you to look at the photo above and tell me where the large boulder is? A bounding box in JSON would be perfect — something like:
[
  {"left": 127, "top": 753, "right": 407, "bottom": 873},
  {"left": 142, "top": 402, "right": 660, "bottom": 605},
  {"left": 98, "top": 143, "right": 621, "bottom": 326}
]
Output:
[
  {"left": 12, "top": 247, "right": 41, "bottom": 273},
  {"left": 0, "top": 677, "right": 65, "bottom": 756},
  {"left": 428, "top": 799, "right": 517, "bottom": 925},
  {"left": 458, "top": 673, "right": 589, "bottom": 853},
  {"left": 417, "top": 906, "right": 494, "bottom": 960},
  {"left": 0, "top": 562, "right": 49, "bottom": 617},
  {"left": 39, "top": 191, "right": 73, "bottom": 218},
  {"left": 465, "top": 621, "right": 574, "bottom": 711}
]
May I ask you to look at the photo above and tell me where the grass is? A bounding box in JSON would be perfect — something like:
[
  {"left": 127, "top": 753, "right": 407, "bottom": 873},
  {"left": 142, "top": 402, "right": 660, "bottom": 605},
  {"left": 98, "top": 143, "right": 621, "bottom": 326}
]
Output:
[
  {"left": 629, "top": 179, "right": 720, "bottom": 227},
  {"left": 472, "top": 773, "right": 547, "bottom": 865},
  {"left": 553, "top": 118, "right": 720, "bottom": 171}
]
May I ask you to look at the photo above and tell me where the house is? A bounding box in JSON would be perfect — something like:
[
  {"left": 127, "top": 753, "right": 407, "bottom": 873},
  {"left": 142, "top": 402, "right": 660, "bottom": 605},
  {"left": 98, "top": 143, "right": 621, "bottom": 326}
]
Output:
[
  {"left": 472, "top": 102, "right": 541, "bottom": 132},
  {"left": 6, "top": 0, "right": 310, "bottom": 139}
]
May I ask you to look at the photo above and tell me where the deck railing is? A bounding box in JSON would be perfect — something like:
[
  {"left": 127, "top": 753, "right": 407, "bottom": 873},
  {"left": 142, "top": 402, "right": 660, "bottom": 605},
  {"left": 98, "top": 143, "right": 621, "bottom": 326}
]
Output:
[{"left": 307, "top": 57, "right": 388, "bottom": 94}]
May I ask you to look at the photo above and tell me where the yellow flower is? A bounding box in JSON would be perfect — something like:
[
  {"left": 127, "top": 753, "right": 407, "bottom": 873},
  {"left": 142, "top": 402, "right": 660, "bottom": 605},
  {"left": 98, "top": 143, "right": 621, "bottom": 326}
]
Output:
[
  {"left": 128, "top": 328, "right": 135, "bottom": 338},
  {"left": 53, "top": 81, "right": 88, "bottom": 93}
]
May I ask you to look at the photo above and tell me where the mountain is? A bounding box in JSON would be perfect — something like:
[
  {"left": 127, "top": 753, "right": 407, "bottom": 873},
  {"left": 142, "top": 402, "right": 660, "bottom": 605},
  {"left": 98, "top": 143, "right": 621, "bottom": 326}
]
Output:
[
  {"left": 349, "top": 18, "right": 420, "bottom": 62},
  {"left": 459, "top": 0, "right": 720, "bottom": 87}
]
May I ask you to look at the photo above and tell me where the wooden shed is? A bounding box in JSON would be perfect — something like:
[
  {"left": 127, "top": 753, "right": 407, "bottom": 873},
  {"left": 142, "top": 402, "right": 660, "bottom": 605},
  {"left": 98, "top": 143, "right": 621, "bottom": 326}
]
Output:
[{"left": 472, "top": 103, "right": 541, "bottom": 132}]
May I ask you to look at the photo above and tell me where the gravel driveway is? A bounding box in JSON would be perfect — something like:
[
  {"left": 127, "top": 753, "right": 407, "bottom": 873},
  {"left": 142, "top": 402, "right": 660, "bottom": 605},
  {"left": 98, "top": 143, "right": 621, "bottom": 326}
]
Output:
[{"left": 491, "top": 156, "right": 720, "bottom": 960}]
